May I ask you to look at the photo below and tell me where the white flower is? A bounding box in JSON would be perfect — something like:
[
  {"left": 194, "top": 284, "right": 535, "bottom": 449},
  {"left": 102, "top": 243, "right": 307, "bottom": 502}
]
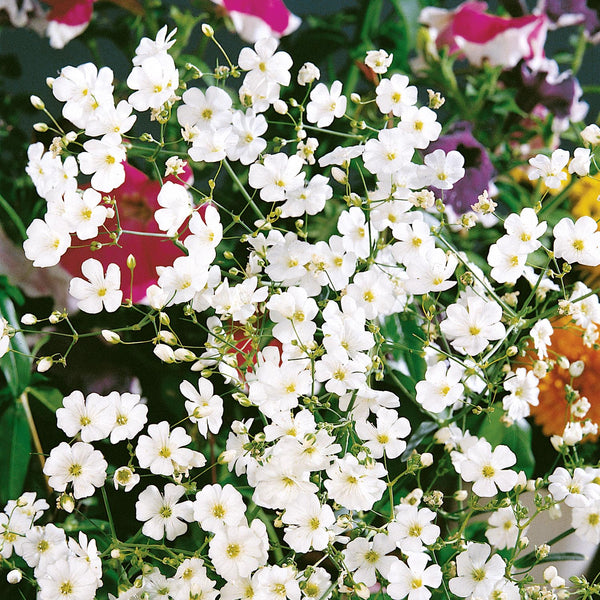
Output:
[
  {"left": 415, "top": 361, "right": 464, "bottom": 414},
  {"left": 324, "top": 454, "right": 387, "bottom": 511},
  {"left": 135, "top": 421, "right": 199, "bottom": 476},
  {"left": 20, "top": 524, "right": 67, "bottom": 573},
  {"left": 154, "top": 181, "right": 194, "bottom": 236},
  {"left": 64, "top": 188, "right": 108, "bottom": 241},
  {"left": 253, "top": 565, "right": 301, "bottom": 600},
  {"left": 306, "top": 81, "right": 347, "bottom": 128},
  {"left": 180, "top": 378, "right": 223, "bottom": 437},
  {"left": 448, "top": 542, "right": 506, "bottom": 598},
  {"left": 485, "top": 506, "right": 521, "bottom": 549},
  {"left": 108, "top": 391, "right": 148, "bottom": 444},
  {"left": 504, "top": 206, "right": 547, "bottom": 253},
  {"left": 528, "top": 149, "right": 569, "bottom": 189},
  {"left": 127, "top": 53, "right": 179, "bottom": 111},
  {"left": 297, "top": 62, "right": 320, "bottom": 86},
  {"left": 354, "top": 408, "right": 410, "bottom": 458},
  {"left": 133, "top": 25, "right": 177, "bottom": 65},
  {"left": 440, "top": 295, "right": 506, "bottom": 356},
  {"left": 458, "top": 439, "right": 518, "bottom": 497},
  {"left": 502, "top": 368, "right": 539, "bottom": 420},
  {"left": 113, "top": 466, "right": 140, "bottom": 492},
  {"left": 572, "top": 500, "right": 600, "bottom": 543},
  {"left": 69, "top": 259, "right": 123, "bottom": 314},
  {"left": 136, "top": 483, "right": 194, "bottom": 541},
  {"left": 387, "top": 554, "right": 442, "bottom": 600},
  {"left": 43, "top": 441, "right": 107, "bottom": 499},
  {"left": 553, "top": 216, "right": 600, "bottom": 266},
  {"left": 56, "top": 390, "right": 115, "bottom": 442},
  {"left": 37, "top": 557, "right": 98, "bottom": 600},
  {"left": 78, "top": 133, "right": 126, "bottom": 193},
  {"left": 397, "top": 106, "right": 442, "bottom": 149},
  {"left": 487, "top": 236, "right": 528, "bottom": 284},
  {"left": 281, "top": 494, "right": 335, "bottom": 553},
  {"left": 375, "top": 74, "right": 418, "bottom": 116},
  {"left": 177, "top": 85, "right": 233, "bottom": 131},
  {"left": 388, "top": 504, "right": 440, "bottom": 554},
  {"left": 249, "top": 153, "right": 305, "bottom": 202},
  {"left": 530, "top": 318, "right": 553, "bottom": 359},
  {"left": 421, "top": 148, "right": 465, "bottom": 190},
  {"left": 365, "top": 49, "right": 393, "bottom": 74},
  {"left": 238, "top": 37, "right": 292, "bottom": 89},
  {"left": 23, "top": 217, "right": 71, "bottom": 268},
  {"left": 208, "top": 522, "right": 268, "bottom": 581},
  {"left": 343, "top": 533, "right": 397, "bottom": 587},
  {"left": 569, "top": 147, "right": 591, "bottom": 176},
  {"left": 194, "top": 483, "right": 247, "bottom": 533}
]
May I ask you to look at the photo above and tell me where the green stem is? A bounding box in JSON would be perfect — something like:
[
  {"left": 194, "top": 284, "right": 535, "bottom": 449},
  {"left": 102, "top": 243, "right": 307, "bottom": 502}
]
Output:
[
  {"left": 101, "top": 486, "right": 118, "bottom": 541},
  {"left": 222, "top": 159, "right": 265, "bottom": 221},
  {"left": 0, "top": 193, "right": 27, "bottom": 240}
]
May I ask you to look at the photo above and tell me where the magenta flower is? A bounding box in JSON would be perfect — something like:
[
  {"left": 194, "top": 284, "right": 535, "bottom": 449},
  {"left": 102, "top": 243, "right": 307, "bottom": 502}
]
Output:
[
  {"left": 61, "top": 163, "right": 193, "bottom": 303},
  {"left": 211, "top": 0, "right": 301, "bottom": 42},
  {"left": 420, "top": 1, "right": 548, "bottom": 68}
]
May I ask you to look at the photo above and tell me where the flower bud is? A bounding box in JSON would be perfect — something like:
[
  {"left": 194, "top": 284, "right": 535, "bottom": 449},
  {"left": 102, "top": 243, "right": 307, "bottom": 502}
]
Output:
[
  {"left": 544, "top": 566, "right": 558, "bottom": 583},
  {"left": 557, "top": 355, "right": 570, "bottom": 370},
  {"left": 273, "top": 100, "right": 288, "bottom": 115},
  {"left": 581, "top": 123, "right": 600, "bottom": 145},
  {"left": 350, "top": 93, "right": 361, "bottom": 104},
  {"left": 7, "top": 569, "right": 22, "bottom": 584},
  {"left": 57, "top": 492, "right": 75, "bottom": 513},
  {"left": 37, "top": 357, "right": 53, "bottom": 373},
  {"left": 569, "top": 360, "right": 584, "bottom": 378},
  {"left": 33, "top": 122, "right": 48, "bottom": 132},
  {"left": 21, "top": 313, "right": 37, "bottom": 325},
  {"left": 201, "top": 23, "right": 214, "bottom": 37},
  {"left": 173, "top": 348, "right": 197, "bottom": 362},
  {"left": 30, "top": 95, "right": 45, "bottom": 110},
  {"left": 102, "top": 330, "right": 121, "bottom": 344},
  {"left": 157, "top": 331, "right": 177, "bottom": 345},
  {"left": 454, "top": 490, "right": 468, "bottom": 502},
  {"left": 127, "top": 254, "right": 136, "bottom": 270},
  {"left": 297, "top": 62, "right": 320, "bottom": 86},
  {"left": 354, "top": 583, "right": 370, "bottom": 599},
  {"left": 110, "top": 548, "right": 121, "bottom": 559},
  {"left": 420, "top": 452, "right": 433, "bottom": 467},
  {"left": 153, "top": 344, "right": 176, "bottom": 363},
  {"left": 218, "top": 449, "right": 236, "bottom": 464},
  {"left": 331, "top": 167, "right": 347, "bottom": 185}
]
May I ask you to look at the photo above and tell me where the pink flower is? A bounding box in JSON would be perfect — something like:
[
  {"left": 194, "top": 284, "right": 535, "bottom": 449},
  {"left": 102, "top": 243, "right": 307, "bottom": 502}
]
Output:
[
  {"left": 420, "top": 1, "right": 548, "bottom": 68},
  {"left": 60, "top": 162, "right": 193, "bottom": 303},
  {"left": 211, "top": 0, "right": 301, "bottom": 42}
]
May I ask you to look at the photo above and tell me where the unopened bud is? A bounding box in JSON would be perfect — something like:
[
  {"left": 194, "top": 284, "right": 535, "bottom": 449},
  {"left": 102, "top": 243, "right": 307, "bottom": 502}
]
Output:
[
  {"left": 273, "top": 100, "right": 288, "bottom": 115},
  {"left": 153, "top": 344, "right": 176, "bottom": 363},
  {"left": 331, "top": 167, "right": 347, "bottom": 185},
  {"left": 58, "top": 493, "right": 75, "bottom": 513},
  {"left": 420, "top": 452, "right": 433, "bottom": 467},
  {"left": 569, "top": 360, "right": 584, "bottom": 378},
  {"left": 6, "top": 569, "right": 22, "bottom": 584},
  {"left": 101, "top": 330, "right": 121, "bottom": 344},
  {"left": 21, "top": 313, "right": 37, "bottom": 325},
  {"left": 454, "top": 490, "right": 468, "bottom": 502},
  {"left": 350, "top": 93, "right": 361, "bottom": 104},
  {"left": 30, "top": 95, "right": 45, "bottom": 110},
  {"left": 37, "top": 357, "right": 53, "bottom": 372},
  {"left": 354, "top": 583, "right": 370, "bottom": 599},
  {"left": 157, "top": 331, "right": 177, "bottom": 345},
  {"left": 110, "top": 548, "right": 121, "bottom": 559},
  {"left": 33, "top": 122, "right": 48, "bottom": 132},
  {"left": 202, "top": 23, "right": 214, "bottom": 37},
  {"left": 159, "top": 311, "right": 170, "bottom": 326},
  {"left": 127, "top": 254, "right": 136, "bottom": 270},
  {"left": 173, "top": 348, "right": 197, "bottom": 362}
]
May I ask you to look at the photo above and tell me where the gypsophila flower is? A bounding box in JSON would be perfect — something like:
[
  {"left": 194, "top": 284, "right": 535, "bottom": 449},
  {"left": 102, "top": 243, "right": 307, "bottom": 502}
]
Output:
[
  {"left": 365, "top": 49, "right": 393, "bottom": 74},
  {"left": 69, "top": 259, "right": 123, "bottom": 314}
]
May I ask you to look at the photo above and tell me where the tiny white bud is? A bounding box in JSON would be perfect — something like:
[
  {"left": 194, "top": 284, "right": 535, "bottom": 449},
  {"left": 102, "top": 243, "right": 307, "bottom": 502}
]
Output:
[
  {"left": 110, "top": 548, "right": 121, "bottom": 559},
  {"left": 557, "top": 355, "right": 570, "bottom": 369},
  {"left": 157, "top": 331, "right": 177, "bottom": 345},
  {"left": 21, "top": 313, "right": 37, "bottom": 325},
  {"left": 420, "top": 452, "right": 433, "bottom": 467},
  {"left": 350, "top": 93, "right": 361, "bottom": 104},
  {"left": 58, "top": 493, "right": 75, "bottom": 513},
  {"left": 37, "top": 357, "right": 53, "bottom": 373},
  {"left": 273, "top": 99, "right": 288, "bottom": 115},
  {"left": 159, "top": 311, "right": 170, "bottom": 326},
  {"left": 7, "top": 569, "right": 22, "bottom": 584},
  {"left": 569, "top": 360, "right": 585, "bottom": 377},
  {"left": 173, "top": 348, "right": 197, "bottom": 362},
  {"left": 297, "top": 62, "right": 320, "bottom": 86},
  {"left": 64, "top": 131, "right": 77, "bottom": 143},
  {"left": 101, "top": 330, "right": 121, "bottom": 344},
  {"left": 153, "top": 344, "right": 176, "bottom": 363},
  {"left": 126, "top": 254, "right": 136, "bottom": 270},
  {"left": 30, "top": 95, "right": 45, "bottom": 110},
  {"left": 581, "top": 123, "right": 600, "bottom": 145},
  {"left": 454, "top": 490, "right": 468, "bottom": 502},
  {"left": 33, "top": 122, "right": 48, "bottom": 132},
  {"left": 202, "top": 23, "right": 214, "bottom": 37},
  {"left": 331, "top": 167, "right": 348, "bottom": 185}
]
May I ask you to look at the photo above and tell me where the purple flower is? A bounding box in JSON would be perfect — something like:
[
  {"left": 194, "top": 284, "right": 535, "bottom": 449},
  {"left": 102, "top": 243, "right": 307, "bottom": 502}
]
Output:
[
  {"left": 426, "top": 122, "right": 495, "bottom": 214},
  {"left": 540, "top": 0, "right": 600, "bottom": 42}
]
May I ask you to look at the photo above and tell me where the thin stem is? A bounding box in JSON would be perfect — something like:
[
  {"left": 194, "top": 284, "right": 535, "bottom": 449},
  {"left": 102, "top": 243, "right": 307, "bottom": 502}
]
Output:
[{"left": 222, "top": 159, "right": 265, "bottom": 221}]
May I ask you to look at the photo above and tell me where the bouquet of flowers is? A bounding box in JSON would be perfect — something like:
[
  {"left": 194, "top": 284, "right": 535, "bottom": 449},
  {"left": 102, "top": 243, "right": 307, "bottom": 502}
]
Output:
[{"left": 2, "top": 1, "right": 600, "bottom": 599}]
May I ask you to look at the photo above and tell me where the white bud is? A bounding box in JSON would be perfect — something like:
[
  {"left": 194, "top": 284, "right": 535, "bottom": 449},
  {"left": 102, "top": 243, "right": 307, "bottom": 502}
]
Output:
[
  {"left": 30, "top": 95, "right": 45, "bottom": 110},
  {"left": 331, "top": 167, "right": 347, "bottom": 184},
  {"left": 420, "top": 452, "right": 433, "bottom": 467},
  {"left": 7, "top": 569, "right": 22, "bottom": 584},
  {"left": 110, "top": 548, "right": 121, "bottom": 559},
  {"left": 101, "top": 330, "right": 121, "bottom": 344},
  {"left": 350, "top": 93, "right": 361, "bottom": 104},
  {"left": 454, "top": 490, "right": 468, "bottom": 501},
  {"left": 569, "top": 360, "right": 585, "bottom": 377},
  {"left": 544, "top": 566, "right": 558, "bottom": 582},
  {"left": 21, "top": 313, "right": 37, "bottom": 325},
  {"left": 550, "top": 435, "right": 565, "bottom": 451},
  {"left": 153, "top": 344, "right": 176, "bottom": 363},
  {"left": 157, "top": 331, "right": 177, "bottom": 345},
  {"left": 581, "top": 124, "right": 600, "bottom": 145},
  {"left": 37, "top": 357, "right": 53, "bottom": 372},
  {"left": 58, "top": 493, "right": 75, "bottom": 513},
  {"left": 201, "top": 23, "right": 214, "bottom": 37},
  {"left": 557, "top": 355, "right": 570, "bottom": 369},
  {"left": 297, "top": 62, "right": 320, "bottom": 86},
  {"left": 33, "top": 122, "right": 48, "bottom": 132},
  {"left": 273, "top": 99, "right": 288, "bottom": 115},
  {"left": 64, "top": 131, "right": 77, "bottom": 143},
  {"left": 173, "top": 348, "right": 197, "bottom": 362}
]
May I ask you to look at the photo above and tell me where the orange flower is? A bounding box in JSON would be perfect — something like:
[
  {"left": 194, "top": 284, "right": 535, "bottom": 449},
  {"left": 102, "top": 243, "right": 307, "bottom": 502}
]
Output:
[{"left": 529, "top": 318, "right": 600, "bottom": 439}]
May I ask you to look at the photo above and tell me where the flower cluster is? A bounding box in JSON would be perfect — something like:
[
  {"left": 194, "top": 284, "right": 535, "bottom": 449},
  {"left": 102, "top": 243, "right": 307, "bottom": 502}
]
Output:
[{"left": 3, "top": 9, "right": 600, "bottom": 600}]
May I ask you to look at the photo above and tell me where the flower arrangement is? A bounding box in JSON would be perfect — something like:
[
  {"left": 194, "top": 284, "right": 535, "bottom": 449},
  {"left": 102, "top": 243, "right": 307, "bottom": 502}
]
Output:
[{"left": 2, "top": 1, "right": 600, "bottom": 599}]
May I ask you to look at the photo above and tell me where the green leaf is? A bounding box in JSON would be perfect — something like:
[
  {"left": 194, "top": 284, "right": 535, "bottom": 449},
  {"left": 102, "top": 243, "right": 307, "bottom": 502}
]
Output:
[
  {"left": 478, "top": 405, "right": 535, "bottom": 477},
  {"left": 0, "top": 292, "right": 32, "bottom": 397},
  {"left": 0, "top": 398, "right": 32, "bottom": 504},
  {"left": 514, "top": 551, "right": 585, "bottom": 569},
  {"left": 28, "top": 385, "right": 64, "bottom": 413}
]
